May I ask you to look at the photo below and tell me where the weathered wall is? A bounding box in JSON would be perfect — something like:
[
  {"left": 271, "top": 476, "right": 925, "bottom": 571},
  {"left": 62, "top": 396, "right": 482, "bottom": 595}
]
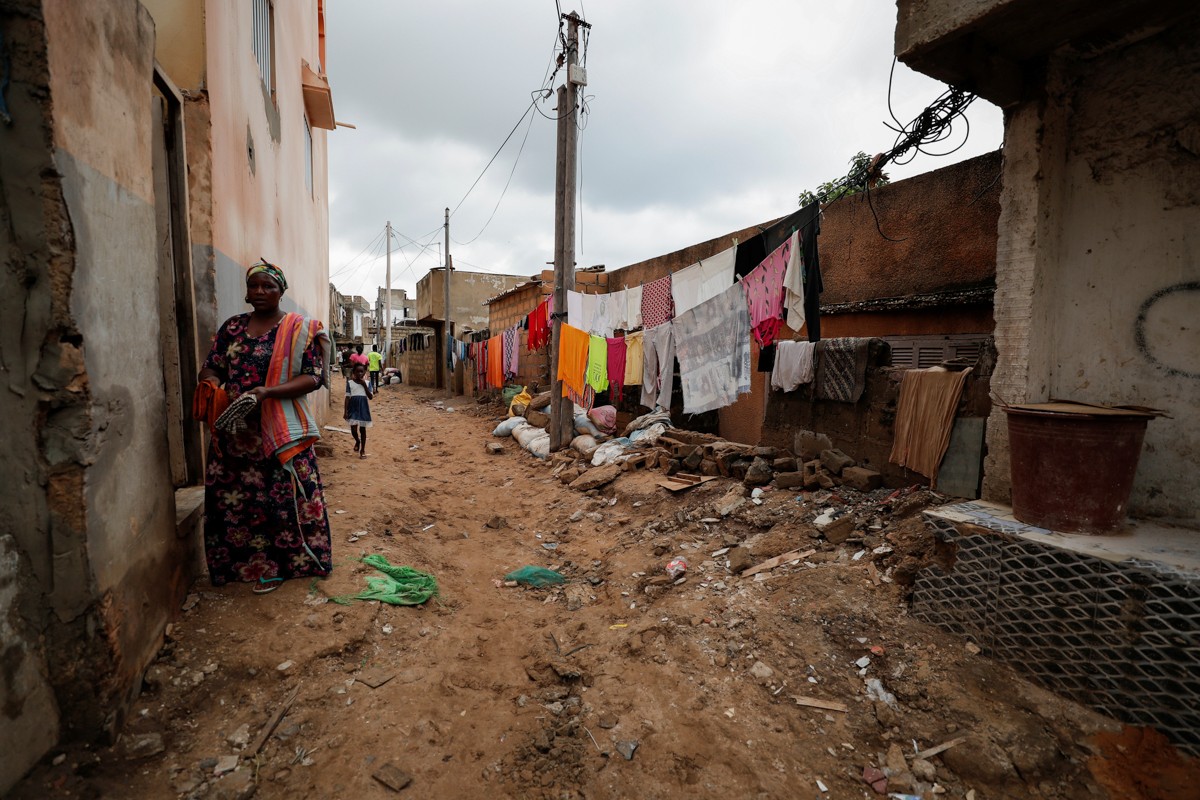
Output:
[
  {"left": 981, "top": 19, "right": 1200, "bottom": 520},
  {"left": 399, "top": 329, "right": 437, "bottom": 388},
  {"left": 416, "top": 268, "right": 532, "bottom": 332},
  {"left": 486, "top": 282, "right": 552, "bottom": 393},
  {"left": 1, "top": 0, "right": 192, "bottom": 790},
  {"left": 820, "top": 152, "right": 1000, "bottom": 305},
  {"left": 140, "top": 0, "right": 205, "bottom": 90},
  {"left": 203, "top": 0, "right": 329, "bottom": 332},
  {"left": 761, "top": 342, "right": 992, "bottom": 487}
]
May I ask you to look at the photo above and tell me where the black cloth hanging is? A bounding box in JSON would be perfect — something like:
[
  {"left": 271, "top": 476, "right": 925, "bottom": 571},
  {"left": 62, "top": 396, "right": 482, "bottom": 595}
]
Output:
[{"left": 734, "top": 201, "right": 823, "bottom": 340}]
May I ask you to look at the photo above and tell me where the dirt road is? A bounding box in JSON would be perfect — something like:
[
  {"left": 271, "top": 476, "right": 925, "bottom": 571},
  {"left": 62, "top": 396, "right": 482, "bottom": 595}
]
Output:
[{"left": 13, "top": 385, "right": 1199, "bottom": 800}]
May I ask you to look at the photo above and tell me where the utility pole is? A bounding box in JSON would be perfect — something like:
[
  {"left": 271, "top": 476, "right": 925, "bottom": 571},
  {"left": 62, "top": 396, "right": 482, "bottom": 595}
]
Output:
[
  {"left": 384, "top": 220, "right": 392, "bottom": 364},
  {"left": 443, "top": 206, "right": 452, "bottom": 391},
  {"left": 550, "top": 10, "right": 588, "bottom": 450}
]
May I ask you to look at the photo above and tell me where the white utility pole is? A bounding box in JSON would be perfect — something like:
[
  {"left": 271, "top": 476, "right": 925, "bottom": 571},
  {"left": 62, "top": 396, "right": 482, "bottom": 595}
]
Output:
[
  {"left": 549, "top": 11, "right": 589, "bottom": 450},
  {"left": 443, "top": 207, "right": 453, "bottom": 390},
  {"left": 384, "top": 220, "right": 393, "bottom": 363}
]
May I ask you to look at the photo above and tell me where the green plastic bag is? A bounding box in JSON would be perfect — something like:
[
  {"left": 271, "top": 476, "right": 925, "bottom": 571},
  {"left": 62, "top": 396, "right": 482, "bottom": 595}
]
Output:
[
  {"left": 331, "top": 555, "right": 438, "bottom": 606},
  {"left": 504, "top": 565, "right": 565, "bottom": 587}
]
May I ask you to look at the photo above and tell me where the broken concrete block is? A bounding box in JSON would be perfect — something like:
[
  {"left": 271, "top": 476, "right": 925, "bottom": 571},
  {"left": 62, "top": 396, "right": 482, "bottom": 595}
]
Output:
[
  {"left": 750, "top": 446, "right": 778, "bottom": 460},
  {"left": 842, "top": 465, "right": 882, "bottom": 492},
  {"left": 682, "top": 449, "right": 704, "bottom": 471},
  {"left": 485, "top": 442, "right": 505, "bottom": 455},
  {"left": 816, "top": 471, "right": 837, "bottom": 489},
  {"left": 802, "top": 459, "right": 822, "bottom": 486},
  {"left": 795, "top": 429, "right": 833, "bottom": 460},
  {"left": 743, "top": 457, "right": 773, "bottom": 486},
  {"left": 568, "top": 463, "right": 622, "bottom": 491},
  {"left": 772, "top": 456, "right": 798, "bottom": 472},
  {"left": 716, "top": 486, "right": 747, "bottom": 517},
  {"left": 729, "top": 459, "right": 751, "bottom": 480},
  {"left": 700, "top": 459, "right": 721, "bottom": 477},
  {"left": 820, "top": 448, "right": 856, "bottom": 476},
  {"left": 726, "top": 546, "right": 754, "bottom": 574},
  {"left": 774, "top": 471, "right": 806, "bottom": 490},
  {"left": 816, "top": 514, "right": 855, "bottom": 544}
]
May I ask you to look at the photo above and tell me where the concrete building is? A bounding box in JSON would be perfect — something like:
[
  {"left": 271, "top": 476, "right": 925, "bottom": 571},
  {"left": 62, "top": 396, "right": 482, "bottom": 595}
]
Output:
[
  {"left": 894, "top": 0, "right": 1200, "bottom": 522},
  {"left": 0, "top": 0, "right": 336, "bottom": 791},
  {"left": 414, "top": 267, "right": 531, "bottom": 387}
]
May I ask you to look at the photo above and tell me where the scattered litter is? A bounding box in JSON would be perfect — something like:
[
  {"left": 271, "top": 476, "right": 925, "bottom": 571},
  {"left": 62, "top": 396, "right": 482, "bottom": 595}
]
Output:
[
  {"left": 816, "top": 779, "right": 829, "bottom": 793},
  {"left": 213, "top": 755, "right": 239, "bottom": 776},
  {"left": 276, "top": 660, "right": 295, "bottom": 672},
  {"left": 711, "top": 547, "right": 729, "bottom": 557},
  {"left": 503, "top": 566, "right": 565, "bottom": 587},
  {"left": 866, "top": 677, "right": 898, "bottom": 709},
  {"left": 793, "top": 696, "right": 848, "bottom": 713},
  {"left": 372, "top": 763, "right": 412, "bottom": 792},
  {"left": 700, "top": 518, "right": 720, "bottom": 524},
  {"left": 666, "top": 557, "right": 688, "bottom": 579},
  {"left": 741, "top": 548, "right": 816, "bottom": 577},
  {"left": 330, "top": 555, "right": 438, "bottom": 606},
  {"left": 608, "top": 624, "right": 628, "bottom": 630},
  {"left": 421, "top": 524, "right": 435, "bottom": 531},
  {"left": 381, "top": 623, "right": 394, "bottom": 635},
  {"left": 541, "top": 542, "right": 559, "bottom": 551},
  {"left": 852, "top": 550, "right": 866, "bottom": 561},
  {"left": 615, "top": 740, "right": 639, "bottom": 760},
  {"left": 855, "top": 656, "right": 872, "bottom": 669},
  {"left": 914, "top": 734, "right": 970, "bottom": 760}
]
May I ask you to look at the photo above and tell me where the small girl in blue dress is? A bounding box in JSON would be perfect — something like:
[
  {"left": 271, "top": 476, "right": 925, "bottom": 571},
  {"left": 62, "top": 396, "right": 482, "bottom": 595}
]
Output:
[{"left": 344, "top": 362, "right": 374, "bottom": 458}]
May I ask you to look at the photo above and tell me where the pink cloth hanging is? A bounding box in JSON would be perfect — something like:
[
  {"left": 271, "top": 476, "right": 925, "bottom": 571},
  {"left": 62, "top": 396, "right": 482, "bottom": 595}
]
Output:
[{"left": 741, "top": 235, "right": 791, "bottom": 347}]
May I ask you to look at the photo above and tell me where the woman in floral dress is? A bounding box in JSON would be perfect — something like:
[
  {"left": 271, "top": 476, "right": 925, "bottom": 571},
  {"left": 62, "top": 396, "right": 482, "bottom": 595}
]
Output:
[{"left": 197, "top": 261, "right": 332, "bottom": 593}]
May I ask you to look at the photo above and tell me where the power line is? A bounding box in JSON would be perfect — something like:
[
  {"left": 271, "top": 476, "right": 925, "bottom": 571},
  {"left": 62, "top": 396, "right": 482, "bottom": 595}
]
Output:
[
  {"left": 329, "top": 226, "right": 386, "bottom": 279},
  {"left": 451, "top": 102, "right": 537, "bottom": 246}
]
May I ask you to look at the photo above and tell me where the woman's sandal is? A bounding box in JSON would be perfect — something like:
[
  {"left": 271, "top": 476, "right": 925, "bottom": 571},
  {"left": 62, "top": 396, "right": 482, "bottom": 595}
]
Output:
[
  {"left": 359, "top": 453, "right": 368, "bottom": 459},
  {"left": 252, "top": 578, "right": 283, "bottom": 595}
]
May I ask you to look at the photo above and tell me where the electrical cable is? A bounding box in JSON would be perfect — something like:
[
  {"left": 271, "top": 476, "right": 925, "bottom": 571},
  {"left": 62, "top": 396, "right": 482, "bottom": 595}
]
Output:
[
  {"left": 329, "top": 226, "right": 386, "bottom": 279},
  {"left": 451, "top": 101, "right": 537, "bottom": 246}
]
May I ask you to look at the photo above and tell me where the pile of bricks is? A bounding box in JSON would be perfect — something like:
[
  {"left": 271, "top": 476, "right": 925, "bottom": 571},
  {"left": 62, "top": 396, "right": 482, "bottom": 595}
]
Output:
[{"left": 654, "top": 430, "right": 882, "bottom": 492}]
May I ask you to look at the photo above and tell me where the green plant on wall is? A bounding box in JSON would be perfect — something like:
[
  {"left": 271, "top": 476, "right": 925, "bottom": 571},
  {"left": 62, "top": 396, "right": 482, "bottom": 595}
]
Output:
[{"left": 798, "top": 151, "right": 890, "bottom": 207}]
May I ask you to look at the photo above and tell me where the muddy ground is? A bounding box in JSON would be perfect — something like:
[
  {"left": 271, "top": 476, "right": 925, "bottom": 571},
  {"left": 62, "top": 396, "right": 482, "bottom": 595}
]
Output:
[{"left": 12, "top": 385, "right": 1200, "bottom": 800}]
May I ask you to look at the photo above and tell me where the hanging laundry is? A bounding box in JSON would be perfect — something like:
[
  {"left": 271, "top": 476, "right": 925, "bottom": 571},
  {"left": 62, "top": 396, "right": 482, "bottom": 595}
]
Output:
[
  {"left": 578, "top": 292, "right": 598, "bottom": 332},
  {"left": 557, "top": 323, "right": 593, "bottom": 410},
  {"left": 503, "top": 326, "right": 519, "bottom": 379},
  {"left": 640, "top": 323, "right": 676, "bottom": 410},
  {"left": 641, "top": 274, "right": 674, "bottom": 329},
  {"left": 757, "top": 342, "right": 776, "bottom": 373},
  {"left": 566, "top": 290, "right": 584, "bottom": 329},
  {"left": 625, "top": 285, "right": 643, "bottom": 330},
  {"left": 527, "top": 297, "right": 551, "bottom": 351},
  {"left": 781, "top": 229, "right": 805, "bottom": 331},
  {"left": 623, "top": 330, "right": 644, "bottom": 388},
  {"left": 607, "top": 288, "right": 628, "bottom": 330},
  {"left": 487, "top": 334, "right": 504, "bottom": 389},
  {"left": 814, "top": 337, "right": 872, "bottom": 403},
  {"left": 672, "top": 283, "right": 751, "bottom": 414},
  {"left": 770, "top": 340, "right": 816, "bottom": 392},
  {"left": 671, "top": 243, "right": 736, "bottom": 315},
  {"left": 741, "top": 234, "right": 791, "bottom": 348},
  {"left": 889, "top": 366, "right": 973, "bottom": 485},
  {"left": 586, "top": 334, "right": 609, "bottom": 393},
  {"left": 475, "top": 340, "right": 487, "bottom": 388},
  {"left": 606, "top": 336, "right": 627, "bottom": 400}
]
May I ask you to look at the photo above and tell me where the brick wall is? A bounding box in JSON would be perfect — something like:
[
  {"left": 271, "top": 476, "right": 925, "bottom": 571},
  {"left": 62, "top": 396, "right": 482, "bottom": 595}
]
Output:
[
  {"left": 396, "top": 327, "right": 437, "bottom": 387},
  {"left": 760, "top": 340, "right": 992, "bottom": 488}
]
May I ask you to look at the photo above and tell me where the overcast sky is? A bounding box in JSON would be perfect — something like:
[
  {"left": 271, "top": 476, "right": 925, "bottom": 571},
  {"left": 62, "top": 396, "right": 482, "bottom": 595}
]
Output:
[{"left": 326, "top": 1, "right": 1002, "bottom": 303}]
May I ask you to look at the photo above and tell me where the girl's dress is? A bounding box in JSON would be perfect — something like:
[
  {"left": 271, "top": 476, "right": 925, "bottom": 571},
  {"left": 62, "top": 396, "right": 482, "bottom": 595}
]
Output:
[
  {"left": 346, "top": 380, "right": 373, "bottom": 427},
  {"left": 201, "top": 313, "right": 333, "bottom": 586}
]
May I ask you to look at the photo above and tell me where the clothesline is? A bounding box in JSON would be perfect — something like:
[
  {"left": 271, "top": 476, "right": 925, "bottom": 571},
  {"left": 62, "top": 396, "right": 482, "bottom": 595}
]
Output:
[{"left": 451, "top": 202, "right": 836, "bottom": 416}]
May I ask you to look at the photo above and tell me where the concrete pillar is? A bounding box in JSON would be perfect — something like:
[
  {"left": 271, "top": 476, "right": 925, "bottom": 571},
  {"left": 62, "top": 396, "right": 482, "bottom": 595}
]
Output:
[{"left": 981, "top": 80, "right": 1070, "bottom": 502}]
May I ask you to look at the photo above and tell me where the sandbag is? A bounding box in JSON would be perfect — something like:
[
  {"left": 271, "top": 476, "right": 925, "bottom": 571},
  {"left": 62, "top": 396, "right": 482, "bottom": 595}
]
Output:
[
  {"left": 493, "top": 416, "right": 526, "bottom": 437},
  {"left": 591, "top": 438, "right": 633, "bottom": 466},
  {"left": 508, "top": 387, "right": 532, "bottom": 417},
  {"left": 571, "top": 434, "right": 599, "bottom": 457},
  {"left": 588, "top": 405, "right": 617, "bottom": 434},
  {"left": 511, "top": 422, "right": 546, "bottom": 448},
  {"left": 574, "top": 413, "right": 603, "bottom": 438},
  {"left": 524, "top": 432, "right": 551, "bottom": 459},
  {"left": 628, "top": 422, "right": 669, "bottom": 444}
]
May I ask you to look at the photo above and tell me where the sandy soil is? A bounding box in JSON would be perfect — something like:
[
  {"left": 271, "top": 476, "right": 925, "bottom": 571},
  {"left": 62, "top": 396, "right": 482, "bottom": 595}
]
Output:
[{"left": 12, "top": 384, "right": 1200, "bottom": 800}]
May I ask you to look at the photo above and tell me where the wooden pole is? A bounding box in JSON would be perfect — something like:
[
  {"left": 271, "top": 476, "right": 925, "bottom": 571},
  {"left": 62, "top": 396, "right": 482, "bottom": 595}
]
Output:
[{"left": 550, "top": 11, "right": 584, "bottom": 450}]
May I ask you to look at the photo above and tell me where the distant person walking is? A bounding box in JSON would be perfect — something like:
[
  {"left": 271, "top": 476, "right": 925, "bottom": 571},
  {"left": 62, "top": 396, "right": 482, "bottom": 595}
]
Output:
[
  {"left": 367, "top": 345, "right": 384, "bottom": 392},
  {"left": 344, "top": 362, "right": 374, "bottom": 458}
]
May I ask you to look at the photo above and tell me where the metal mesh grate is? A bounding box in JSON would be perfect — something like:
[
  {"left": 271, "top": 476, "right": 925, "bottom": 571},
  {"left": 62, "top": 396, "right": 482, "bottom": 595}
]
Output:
[{"left": 913, "top": 514, "right": 1200, "bottom": 756}]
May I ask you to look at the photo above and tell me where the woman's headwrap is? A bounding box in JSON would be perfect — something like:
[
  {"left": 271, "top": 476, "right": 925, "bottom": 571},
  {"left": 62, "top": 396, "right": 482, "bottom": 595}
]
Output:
[{"left": 246, "top": 258, "right": 288, "bottom": 292}]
